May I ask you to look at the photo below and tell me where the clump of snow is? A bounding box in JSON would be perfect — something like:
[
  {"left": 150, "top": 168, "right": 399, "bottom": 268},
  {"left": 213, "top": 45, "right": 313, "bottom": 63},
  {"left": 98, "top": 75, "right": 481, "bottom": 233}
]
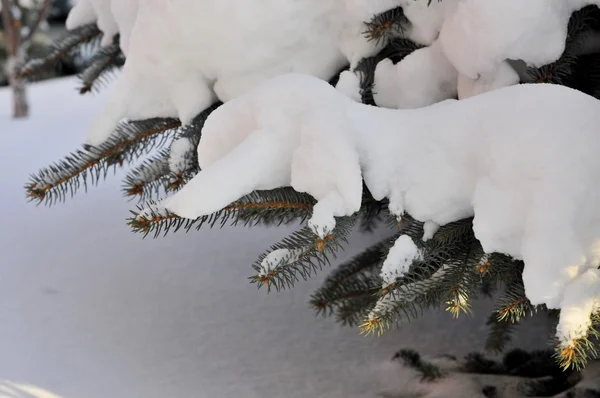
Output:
[
  {"left": 65, "top": 0, "right": 96, "bottom": 30},
  {"left": 556, "top": 269, "right": 600, "bottom": 346},
  {"left": 67, "top": 0, "right": 120, "bottom": 46},
  {"left": 72, "top": 0, "right": 600, "bottom": 146},
  {"left": 79, "top": 0, "right": 409, "bottom": 146},
  {"left": 380, "top": 235, "right": 422, "bottom": 285},
  {"left": 165, "top": 73, "right": 600, "bottom": 342},
  {"left": 373, "top": 39, "right": 457, "bottom": 109},
  {"left": 109, "top": 0, "right": 139, "bottom": 56},
  {"left": 335, "top": 71, "right": 362, "bottom": 103},
  {"left": 457, "top": 61, "right": 520, "bottom": 100},
  {"left": 362, "top": 0, "right": 600, "bottom": 108},
  {"left": 422, "top": 221, "right": 440, "bottom": 242},
  {"left": 399, "top": 0, "right": 458, "bottom": 46},
  {"left": 439, "top": 0, "right": 600, "bottom": 80},
  {"left": 259, "top": 248, "right": 306, "bottom": 276},
  {"left": 169, "top": 137, "right": 195, "bottom": 175}
]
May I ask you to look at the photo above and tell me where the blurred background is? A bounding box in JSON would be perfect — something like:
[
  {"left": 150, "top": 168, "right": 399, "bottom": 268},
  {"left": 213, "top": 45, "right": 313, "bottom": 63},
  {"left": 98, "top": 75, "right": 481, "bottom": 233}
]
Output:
[{"left": 0, "top": 0, "right": 77, "bottom": 87}]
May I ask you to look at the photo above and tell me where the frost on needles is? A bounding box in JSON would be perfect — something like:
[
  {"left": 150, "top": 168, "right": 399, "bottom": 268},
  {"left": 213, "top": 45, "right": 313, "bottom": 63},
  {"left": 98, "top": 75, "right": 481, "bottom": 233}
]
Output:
[{"left": 20, "top": 0, "right": 600, "bottom": 370}]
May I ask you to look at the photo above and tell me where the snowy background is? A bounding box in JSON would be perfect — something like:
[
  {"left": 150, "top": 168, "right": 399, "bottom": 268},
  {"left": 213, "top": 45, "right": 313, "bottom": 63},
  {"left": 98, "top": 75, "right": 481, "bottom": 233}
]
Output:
[{"left": 0, "top": 78, "right": 551, "bottom": 398}]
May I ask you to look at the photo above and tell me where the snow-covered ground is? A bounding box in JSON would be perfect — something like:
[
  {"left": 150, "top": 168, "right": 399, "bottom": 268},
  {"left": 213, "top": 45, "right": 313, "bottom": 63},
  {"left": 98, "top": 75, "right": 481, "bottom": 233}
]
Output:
[{"left": 0, "top": 78, "right": 550, "bottom": 398}]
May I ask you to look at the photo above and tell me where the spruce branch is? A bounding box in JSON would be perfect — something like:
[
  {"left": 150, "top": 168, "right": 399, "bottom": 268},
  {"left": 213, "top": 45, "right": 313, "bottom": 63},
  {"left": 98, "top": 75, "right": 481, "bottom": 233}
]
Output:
[
  {"left": 392, "top": 349, "right": 445, "bottom": 381},
  {"left": 310, "top": 236, "right": 395, "bottom": 325},
  {"left": 128, "top": 188, "right": 317, "bottom": 237},
  {"left": 485, "top": 312, "right": 517, "bottom": 354},
  {"left": 494, "top": 276, "right": 537, "bottom": 324},
  {"left": 361, "top": 218, "right": 481, "bottom": 336},
  {"left": 363, "top": 7, "right": 408, "bottom": 45},
  {"left": 26, "top": 118, "right": 181, "bottom": 204},
  {"left": 78, "top": 35, "right": 124, "bottom": 94},
  {"left": 17, "top": 23, "right": 102, "bottom": 80},
  {"left": 442, "top": 241, "right": 484, "bottom": 318},
  {"left": 250, "top": 216, "right": 357, "bottom": 292},
  {"left": 122, "top": 149, "right": 171, "bottom": 201}
]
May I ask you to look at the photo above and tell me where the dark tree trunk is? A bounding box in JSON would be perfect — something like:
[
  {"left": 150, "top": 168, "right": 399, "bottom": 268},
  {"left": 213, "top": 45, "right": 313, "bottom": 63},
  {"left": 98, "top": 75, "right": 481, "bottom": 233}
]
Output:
[{"left": 1, "top": 0, "right": 50, "bottom": 119}]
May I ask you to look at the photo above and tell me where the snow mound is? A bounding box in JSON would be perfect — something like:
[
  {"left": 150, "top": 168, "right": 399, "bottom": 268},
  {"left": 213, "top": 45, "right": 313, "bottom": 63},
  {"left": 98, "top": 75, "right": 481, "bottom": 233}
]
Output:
[
  {"left": 165, "top": 73, "right": 600, "bottom": 346},
  {"left": 78, "top": 0, "right": 406, "bottom": 147},
  {"left": 380, "top": 235, "right": 422, "bottom": 285}
]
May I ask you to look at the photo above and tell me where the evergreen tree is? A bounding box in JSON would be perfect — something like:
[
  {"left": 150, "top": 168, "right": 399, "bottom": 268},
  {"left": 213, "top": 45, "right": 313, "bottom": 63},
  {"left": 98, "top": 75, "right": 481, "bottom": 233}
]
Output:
[{"left": 19, "top": 0, "right": 600, "bottom": 373}]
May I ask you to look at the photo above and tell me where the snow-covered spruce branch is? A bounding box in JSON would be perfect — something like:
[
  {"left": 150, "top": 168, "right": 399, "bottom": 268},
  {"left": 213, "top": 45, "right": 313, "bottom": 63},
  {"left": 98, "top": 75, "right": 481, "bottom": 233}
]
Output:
[
  {"left": 128, "top": 188, "right": 317, "bottom": 238},
  {"left": 26, "top": 118, "right": 181, "bottom": 204},
  {"left": 555, "top": 312, "right": 600, "bottom": 371},
  {"left": 361, "top": 235, "right": 483, "bottom": 335},
  {"left": 161, "top": 73, "right": 600, "bottom": 368},
  {"left": 17, "top": 23, "right": 102, "bottom": 80},
  {"left": 250, "top": 216, "right": 357, "bottom": 292},
  {"left": 79, "top": 35, "right": 124, "bottom": 94}
]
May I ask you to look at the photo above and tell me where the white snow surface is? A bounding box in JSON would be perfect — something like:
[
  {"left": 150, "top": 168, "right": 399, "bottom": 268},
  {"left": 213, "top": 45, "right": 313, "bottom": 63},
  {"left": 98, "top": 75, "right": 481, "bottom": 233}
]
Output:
[
  {"left": 0, "top": 77, "right": 553, "bottom": 398},
  {"left": 168, "top": 136, "right": 194, "bottom": 175},
  {"left": 346, "top": 0, "right": 600, "bottom": 108},
  {"left": 373, "top": 39, "right": 458, "bottom": 109},
  {"left": 166, "top": 73, "right": 600, "bottom": 345},
  {"left": 75, "top": 0, "right": 600, "bottom": 145},
  {"left": 380, "top": 235, "right": 422, "bottom": 286},
  {"left": 80, "top": 0, "right": 409, "bottom": 147}
]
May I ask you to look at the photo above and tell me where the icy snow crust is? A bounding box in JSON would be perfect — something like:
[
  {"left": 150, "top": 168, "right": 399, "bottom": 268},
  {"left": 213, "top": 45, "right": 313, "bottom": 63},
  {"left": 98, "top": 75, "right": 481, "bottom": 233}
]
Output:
[{"left": 166, "top": 74, "right": 600, "bottom": 345}]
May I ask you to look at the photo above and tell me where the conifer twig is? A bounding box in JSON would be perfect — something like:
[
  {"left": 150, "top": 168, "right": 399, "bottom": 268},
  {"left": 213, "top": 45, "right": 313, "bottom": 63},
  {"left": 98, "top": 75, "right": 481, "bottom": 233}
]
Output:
[
  {"left": 26, "top": 118, "right": 181, "bottom": 204},
  {"left": 18, "top": 23, "right": 102, "bottom": 79}
]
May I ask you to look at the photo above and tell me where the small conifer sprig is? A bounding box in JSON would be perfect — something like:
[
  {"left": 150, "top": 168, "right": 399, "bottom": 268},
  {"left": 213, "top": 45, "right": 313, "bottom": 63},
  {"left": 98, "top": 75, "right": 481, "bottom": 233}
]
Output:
[
  {"left": 18, "top": 23, "right": 102, "bottom": 80},
  {"left": 310, "top": 236, "right": 393, "bottom": 326},
  {"left": 393, "top": 349, "right": 445, "bottom": 381},
  {"left": 363, "top": 7, "right": 408, "bottom": 45},
  {"left": 79, "top": 36, "right": 125, "bottom": 94},
  {"left": 26, "top": 118, "right": 181, "bottom": 204},
  {"left": 128, "top": 188, "right": 317, "bottom": 237},
  {"left": 122, "top": 149, "right": 172, "bottom": 200},
  {"left": 250, "top": 216, "right": 357, "bottom": 292}
]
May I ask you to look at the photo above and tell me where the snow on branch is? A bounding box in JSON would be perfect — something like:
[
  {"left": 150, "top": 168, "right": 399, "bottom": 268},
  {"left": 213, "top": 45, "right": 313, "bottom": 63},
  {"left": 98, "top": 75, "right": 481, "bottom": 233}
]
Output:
[{"left": 250, "top": 216, "right": 357, "bottom": 292}]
